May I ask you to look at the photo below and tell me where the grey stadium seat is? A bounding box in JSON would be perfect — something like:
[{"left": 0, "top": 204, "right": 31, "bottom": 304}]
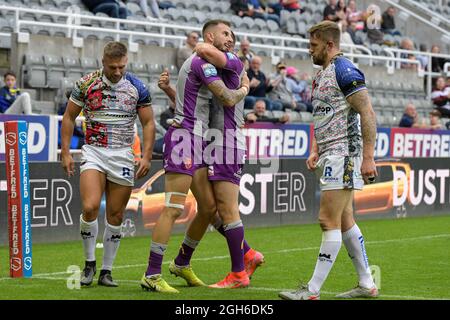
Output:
[
  {"left": 81, "top": 57, "right": 98, "bottom": 74},
  {"left": 64, "top": 57, "right": 84, "bottom": 82},
  {"left": 45, "top": 55, "right": 65, "bottom": 88},
  {"left": 23, "top": 54, "right": 47, "bottom": 88}
]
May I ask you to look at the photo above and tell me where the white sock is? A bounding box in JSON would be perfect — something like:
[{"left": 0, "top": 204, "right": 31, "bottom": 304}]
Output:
[
  {"left": 342, "top": 224, "right": 375, "bottom": 289},
  {"left": 80, "top": 214, "right": 98, "bottom": 262},
  {"left": 308, "top": 229, "right": 342, "bottom": 294},
  {"left": 102, "top": 222, "right": 122, "bottom": 271}
]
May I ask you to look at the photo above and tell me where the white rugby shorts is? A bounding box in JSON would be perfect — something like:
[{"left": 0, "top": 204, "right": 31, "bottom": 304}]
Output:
[
  {"left": 80, "top": 144, "right": 135, "bottom": 186},
  {"left": 315, "top": 155, "right": 364, "bottom": 191}
]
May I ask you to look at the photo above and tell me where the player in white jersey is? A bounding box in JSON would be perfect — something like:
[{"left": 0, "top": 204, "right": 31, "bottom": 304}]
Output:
[
  {"left": 279, "top": 21, "right": 379, "bottom": 300},
  {"left": 61, "top": 42, "right": 155, "bottom": 287}
]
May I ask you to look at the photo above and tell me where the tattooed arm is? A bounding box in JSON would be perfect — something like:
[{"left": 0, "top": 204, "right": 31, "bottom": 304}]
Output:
[
  {"left": 346, "top": 89, "right": 378, "bottom": 182},
  {"left": 207, "top": 80, "right": 249, "bottom": 107}
]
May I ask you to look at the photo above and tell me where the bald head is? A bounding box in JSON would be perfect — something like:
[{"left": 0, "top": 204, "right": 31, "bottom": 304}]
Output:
[{"left": 405, "top": 103, "right": 416, "bottom": 117}]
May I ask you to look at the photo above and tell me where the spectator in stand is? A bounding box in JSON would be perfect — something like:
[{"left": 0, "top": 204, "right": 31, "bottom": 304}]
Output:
[
  {"left": 416, "top": 44, "right": 429, "bottom": 70},
  {"left": 346, "top": 0, "right": 363, "bottom": 30},
  {"left": 398, "top": 102, "right": 423, "bottom": 128},
  {"left": 245, "top": 56, "right": 282, "bottom": 110},
  {"left": 431, "top": 76, "right": 450, "bottom": 121},
  {"left": 365, "top": 6, "right": 384, "bottom": 45},
  {"left": 230, "top": 0, "right": 280, "bottom": 25},
  {"left": 427, "top": 110, "right": 444, "bottom": 130},
  {"left": 399, "top": 38, "right": 418, "bottom": 70},
  {"left": 285, "top": 66, "right": 313, "bottom": 112},
  {"left": 237, "top": 37, "right": 256, "bottom": 70},
  {"left": 0, "top": 71, "right": 33, "bottom": 114},
  {"left": 176, "top": 31, "right": 199, "bottom": 69},
  {"left": 280, "top": 0, "right": 303, "bottom": 13},
  {"left": 130, "top": 0, "right": 173, "bottom": 21},
  {"left": 347, "top": 22, "right": 364, "bottom": 45},
  {"left": 268, "top": 62, "right": 297, "bottom": 111},
  {"left": 337, "top": 19, "right": 359, "bottom": 52},
  {"left": 335, "top": 0, "right": 347, "bottom": 21},
  {"left": 82, "top": 0, "right": 128, "bottom": 19},
  {"left": 381, "top": 6, "right": 401, "bottom": 36},
  {"left": 323, "top": 0, "right": 339, "bottom": 22},
  {"left": 245, "top": 99, "right": 289, "bottom": 123},
  {"left": 431, "top": 45, "right": 448, "bottom": 74}
]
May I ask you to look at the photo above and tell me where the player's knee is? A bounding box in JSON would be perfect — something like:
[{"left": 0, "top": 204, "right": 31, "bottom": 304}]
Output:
[
  {"left": 107, "top": 211, "right": 124, "bottom": 225},
  {"left": 162, "top": 207, "right": 184, "bottom": 220},
  {"left": 318, "top": 216, "right": 339, "bottom": 231},
  {"left": 82, "top": 203, "right": 100, "bottom": 217},
  {"left": 197, "top": 201, "right": 217, "bottom": 218}
]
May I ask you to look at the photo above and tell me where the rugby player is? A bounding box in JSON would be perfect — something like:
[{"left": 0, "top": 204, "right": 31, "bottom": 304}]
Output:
[
  {"left": 279, "top": 21, "right": 379, "bottom": 300},
  {"left": 61, "top": 41, "right": 155, "bottom": 287}
]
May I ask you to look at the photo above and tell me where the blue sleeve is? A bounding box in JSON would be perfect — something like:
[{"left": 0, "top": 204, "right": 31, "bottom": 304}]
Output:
[
  {"left": 0, "top": 87, "right": 11, "bottom": 113},
  {"left": 126, "top": 73, "right": 152, "bottom": 108},
  {"left": 334, "top": 57, "right": 367, "bottom": 98}
]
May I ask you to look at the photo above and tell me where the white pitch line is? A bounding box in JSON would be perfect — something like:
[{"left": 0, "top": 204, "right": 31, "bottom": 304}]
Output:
[
  {"left": 2, "top": 277, "right": 448, "bottom": 300},
  {"left": 1, "top": 233, "right": 449, "bottom": 282}
]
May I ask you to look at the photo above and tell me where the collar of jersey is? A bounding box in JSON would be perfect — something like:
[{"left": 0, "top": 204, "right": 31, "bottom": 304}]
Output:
[{"left": 100, "top": 68, "right": 125, "bottom": 87}]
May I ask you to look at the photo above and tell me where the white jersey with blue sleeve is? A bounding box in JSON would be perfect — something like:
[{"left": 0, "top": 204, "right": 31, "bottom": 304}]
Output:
[{"left": 311, "top": 55, "right": 366, "bottom": 158}]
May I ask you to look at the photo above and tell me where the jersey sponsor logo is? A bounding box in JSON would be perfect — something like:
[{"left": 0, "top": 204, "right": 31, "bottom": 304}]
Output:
[
  {"left": 201, "top": 63, "right": 218, "bottom": 78},
  {"left": 89, "top": 109, "right": 134, "bottom": 125},
  {"left": 312, "top": 99, "right": 335, "bottom": 129},
  {"left": 226, "top": 52, "right": 237, "bottom": 60}
]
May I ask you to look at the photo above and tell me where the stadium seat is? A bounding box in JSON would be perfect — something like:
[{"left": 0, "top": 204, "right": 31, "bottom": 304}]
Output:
[
  {"left": 64, "top": 57, "right": 84, "bottom": 82},
  {"left": 80, "top": 57, "right": 98, "bottom": 74},
  {"left": 130, "top": 61, "right": 151, "bottom": 83},
  {"left": 45, "top": 54, "right": 66, "bottom": 88},
  {"left": 23, "top": 53, "right": 47, "bottom": 88}
]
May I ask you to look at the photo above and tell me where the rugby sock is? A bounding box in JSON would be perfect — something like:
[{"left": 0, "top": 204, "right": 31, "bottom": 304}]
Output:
[
  {"left": 146, "top": 242, "right": 167, "bottom": 276},
  {"left": 223, "top": 220, "right": 245, "bottom": 273},
  {"left": 174, "top": 235, "right": 199, "bottom": 267},
  {"left": 80, "top": 214, "right": 98, "bottom": 262},
  {"left": 342, "top": 224, "right": 375, "bottom": 289},
  {"left": 308, "top": 229, "right": 342, "bottom": 294},
  {"left": 101, "top": 222, "right": 122, "bottom": 271},
  {"left": 213, "top": 219, "right": 251, "bottom": 255}
]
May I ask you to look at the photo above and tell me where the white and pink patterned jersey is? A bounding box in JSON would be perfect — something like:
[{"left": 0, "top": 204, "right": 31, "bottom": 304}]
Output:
[
  {"left": 312, "top": 55, "right": 367, "bottom": 158},
  {"left": 70, "top": 70, "right": 151, "bottom": 148}
]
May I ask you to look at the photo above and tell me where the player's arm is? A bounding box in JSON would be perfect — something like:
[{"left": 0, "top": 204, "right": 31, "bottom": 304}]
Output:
[
  {"left": 347, "top": 89, "right": 378, "bottom": 181},
  {"left": 158, "top": 69, "right": 176, "bottom": 104},
  {"left": 136, "top": 105, "right": 155, "bottom": 179},
  {"left": 61, "top": 100, "right": 82, "bottom": 177},
  {"left": 195, "top": 43, "right": 227, "bottom": 69},
  {"left": 207, "top": 80, "right": 248, "bottom": 107}
]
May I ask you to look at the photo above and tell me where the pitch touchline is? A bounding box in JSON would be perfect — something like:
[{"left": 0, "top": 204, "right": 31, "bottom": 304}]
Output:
[
  {"left": 3, "top": 276, "right": 448, "bottom": 300},
  {"left": 0, "top": 233, "right": 448, "bottom": 280}
]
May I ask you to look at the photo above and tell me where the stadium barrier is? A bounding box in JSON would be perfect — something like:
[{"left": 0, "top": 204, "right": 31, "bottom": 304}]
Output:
[{"left": 1, "top": 157, "right": 450, "bottom": 244}]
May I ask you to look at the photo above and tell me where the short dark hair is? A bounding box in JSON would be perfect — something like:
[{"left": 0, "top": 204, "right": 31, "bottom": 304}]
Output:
[
  {"left": 202, "top": 19, "right": 231, "bottom": 38},
  {"left": 308, "top": 21, "right": 341, "bottom": 47},
  {"left": 3, "top": 71, "right": 16, "bottom": 80},
  {"left": 103, "top": 41, "right": 128, "bottom": 59}
]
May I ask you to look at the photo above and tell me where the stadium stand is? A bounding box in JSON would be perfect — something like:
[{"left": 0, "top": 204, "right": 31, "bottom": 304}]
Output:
[{"left": 0, "top": 0, "right": 449, "bottom": 128}]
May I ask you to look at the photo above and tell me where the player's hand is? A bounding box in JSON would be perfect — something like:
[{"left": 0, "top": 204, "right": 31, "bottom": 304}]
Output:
[
  {"left": 306, "top": 151, "right": 319, "bottom": 171},
  {"left": 135, "top": 158, "right": 151, "bottom": 179},
  {"left": 61, "top": 153, "right": 75, "bottom": 177},
  {"left": 158, "top": 69, "right": 170, "bottom": 91},
  {"left": 361, "top": 157, "right": 377, "bottom": 184}
]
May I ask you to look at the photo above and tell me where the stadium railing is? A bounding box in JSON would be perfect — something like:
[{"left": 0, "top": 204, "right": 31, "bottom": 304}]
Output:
[
  {"left": 382, "top": 0, "right": 450, "bottom": 37},
  {"left": 402, "top": 0, "right": 450, "bottom": 30},
  {"left": 0, "top": 4, "right": 445, "bottom": 98}
]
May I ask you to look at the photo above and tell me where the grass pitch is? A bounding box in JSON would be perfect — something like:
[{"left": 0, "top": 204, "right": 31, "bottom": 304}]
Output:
[{"left": 1, "top": 215, "right": 449, "bottom": 300}]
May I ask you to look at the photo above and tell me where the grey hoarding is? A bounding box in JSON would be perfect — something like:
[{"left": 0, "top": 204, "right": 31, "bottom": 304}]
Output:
[{"left": 1, "top": 158, "right": 450, "bottom": 244}]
